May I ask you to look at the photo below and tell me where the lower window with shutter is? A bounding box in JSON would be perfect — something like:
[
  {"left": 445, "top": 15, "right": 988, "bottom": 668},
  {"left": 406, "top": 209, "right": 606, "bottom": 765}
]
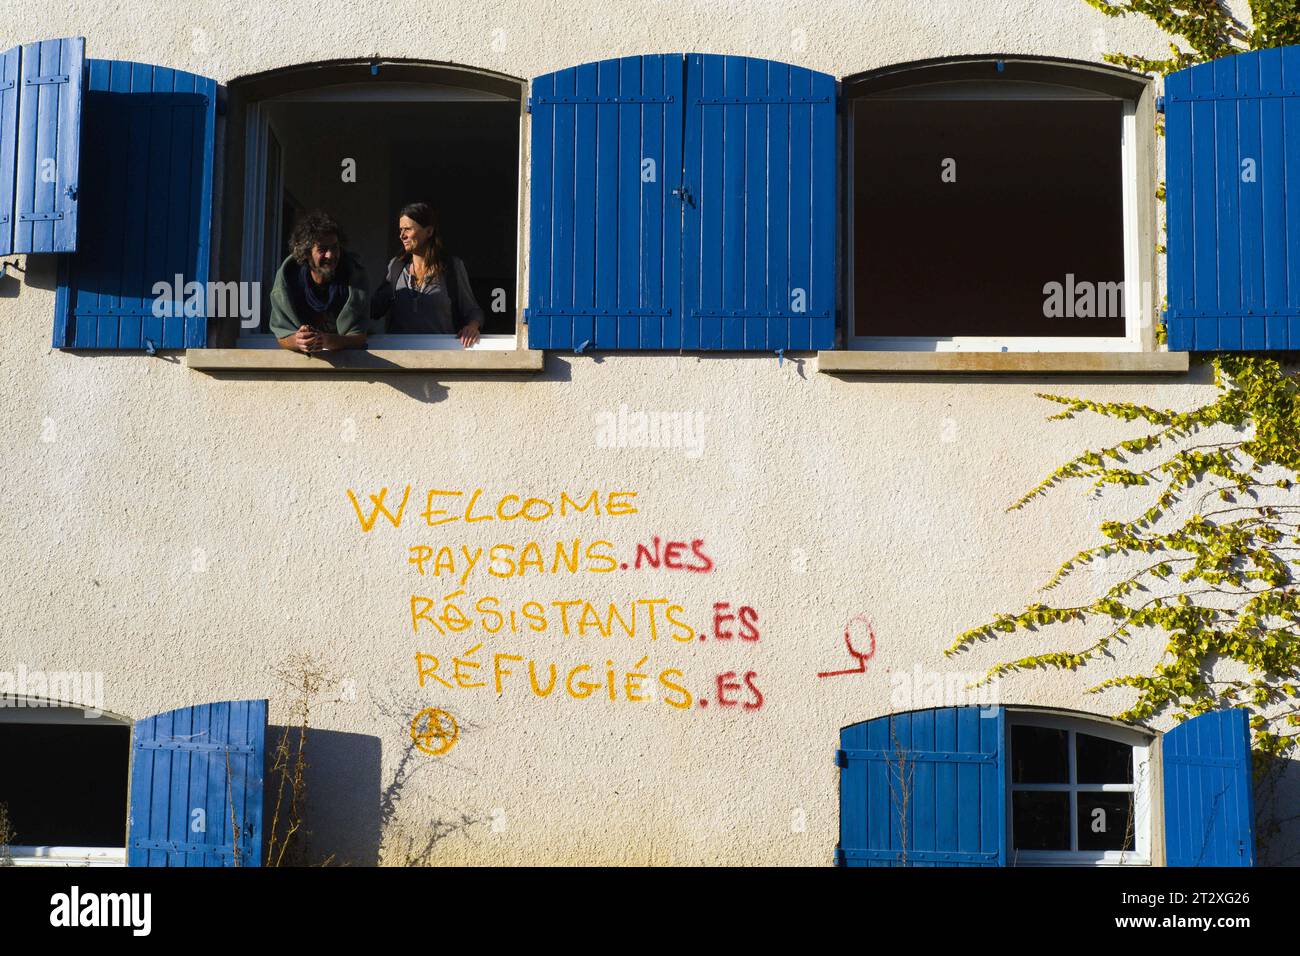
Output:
[
  {"left": 0, "top": 705, "right": 130, "bottom": 866},
  {"left": 837, "top": 705, "right": 1256, "bottom": 867}
]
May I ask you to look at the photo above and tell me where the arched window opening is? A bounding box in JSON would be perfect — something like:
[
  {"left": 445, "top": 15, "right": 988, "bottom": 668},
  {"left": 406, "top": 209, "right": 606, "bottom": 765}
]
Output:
[
  {"left": 223, "top": 60, "right": 526, "bottom": 350},
  {"left": 0, "top": 701, "right": 131, "bottom": 866},
  {"left": 842, "top": 56, "right": 1155, "bottom": 352}
]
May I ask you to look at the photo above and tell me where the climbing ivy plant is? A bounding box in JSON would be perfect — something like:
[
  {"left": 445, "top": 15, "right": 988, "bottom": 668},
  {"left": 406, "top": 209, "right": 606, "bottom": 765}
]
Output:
[
  {"left": 1081, "top": 0, "right": 1300, "bottom": 72},
  {"left": 948, "top": 355, "right": 1300, "bottom": 755},
  {"left": 946, "top": 2, "right": 1300, "bottom": 856}
]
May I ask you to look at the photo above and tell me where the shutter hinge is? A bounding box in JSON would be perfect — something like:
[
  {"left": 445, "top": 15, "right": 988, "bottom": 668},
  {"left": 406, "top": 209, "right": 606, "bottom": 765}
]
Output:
[
  {"left": 1156, "top": 95, "right": 1165, "bottom": 114},
  {"left": 833, "top": 846, "right": 846, "bottom": 866},
  {"left": 835, "top": 748, "right": 848, "bottom": 768},
  {"left": 526, "top": 95, "right": 531, "bottom": 114}
]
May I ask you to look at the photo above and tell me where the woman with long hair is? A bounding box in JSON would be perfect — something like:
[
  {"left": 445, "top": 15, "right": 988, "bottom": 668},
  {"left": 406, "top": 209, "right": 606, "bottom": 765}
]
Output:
[{"left": 370, "top": 202, "right": 484, "bottom": 347}]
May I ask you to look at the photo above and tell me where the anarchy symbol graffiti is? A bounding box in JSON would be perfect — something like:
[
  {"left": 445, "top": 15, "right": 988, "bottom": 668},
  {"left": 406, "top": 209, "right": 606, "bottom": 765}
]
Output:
[{"left": 410, "top": 707, "right": 460, "bottom": 756}]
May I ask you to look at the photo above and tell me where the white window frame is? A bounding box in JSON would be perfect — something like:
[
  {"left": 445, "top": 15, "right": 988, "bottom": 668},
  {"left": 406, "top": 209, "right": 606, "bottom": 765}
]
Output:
[
  {"left": 1007, "top": 710, "right": 1152, "bottom": 866},
  {"left": 847, "top": 80, "right": 1147, "bottom": 353},
  {"left": 237, "top": 80, "right": 525, "bottom": 351},
  {"left": 0, "top": 705, "right": 130, "bottom": 868}
]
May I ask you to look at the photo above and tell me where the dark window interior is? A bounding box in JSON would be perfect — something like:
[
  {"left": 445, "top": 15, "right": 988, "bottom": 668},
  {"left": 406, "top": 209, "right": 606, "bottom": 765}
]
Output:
[
  {"left": 1077, "top": 732, "right": 1134, "bottom": 784},
  {"left": 0, "top": 722, "right": 130, "bottom": 847},
  {"left": 1077, "top": 792, "right": 1135, "bottom": 851},
  {"left": 853, "top": 98, "right": 1126, "bottom": 338},
  {"left": 1011, "top": 725, "right": 1068, "bottom": 784},
  {"left": 1013, "top": 790, "right": 1070, "bottom": 850}
]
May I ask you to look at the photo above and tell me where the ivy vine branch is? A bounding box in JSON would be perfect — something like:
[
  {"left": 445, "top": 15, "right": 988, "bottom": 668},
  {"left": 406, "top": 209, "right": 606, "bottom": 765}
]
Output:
[
  {"left": 946, "top": 355, "right": 1300, "bottom": 757},
  {"left": 1082, "top": 0, "right": 1300, "bottom": 73}
]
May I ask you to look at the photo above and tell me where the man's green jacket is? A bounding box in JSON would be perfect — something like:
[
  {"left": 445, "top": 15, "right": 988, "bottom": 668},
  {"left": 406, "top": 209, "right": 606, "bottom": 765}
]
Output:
[{"left": 268, "top": 252, "right": 369, "bottom": 340}]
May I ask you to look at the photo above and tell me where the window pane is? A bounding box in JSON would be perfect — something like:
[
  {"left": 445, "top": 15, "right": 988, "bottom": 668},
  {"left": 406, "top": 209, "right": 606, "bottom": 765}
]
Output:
[
  {"left": 1076, "top": 732, "right": 1133, "bottom": 784},
  {"left": 1077, "top": 792, "right": 1135, "bottom": 851},
  {"left": 1013, "top": 791, "right": 1070, "bottom": 851},
  {"left": 852, "top": 98, "right": 1126, "bottom": 339},
  {"left": 1011, "top": 725, "right": 1069, "bottom": 783}
]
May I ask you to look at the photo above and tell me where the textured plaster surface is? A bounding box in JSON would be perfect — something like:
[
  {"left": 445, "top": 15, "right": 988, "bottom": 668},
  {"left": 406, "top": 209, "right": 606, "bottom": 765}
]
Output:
[{"left": 1, "top": 1, "right": 1282, "bottom": 865}]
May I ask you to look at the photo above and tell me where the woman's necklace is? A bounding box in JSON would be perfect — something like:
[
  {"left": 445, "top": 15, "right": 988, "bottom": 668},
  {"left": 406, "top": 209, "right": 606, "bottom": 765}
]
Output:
[{"left": 411, "top": 254, "right": 434, "bottom": 289}]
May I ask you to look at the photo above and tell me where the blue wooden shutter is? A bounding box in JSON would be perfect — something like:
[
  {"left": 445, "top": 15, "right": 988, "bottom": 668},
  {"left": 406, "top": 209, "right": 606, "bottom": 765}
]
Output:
[
  {"left": 528, "top": 55, "right": 683, "bottom": 350},
  {"left": 837, "top": 706, "right": 1006, "bottom": 866},
  {"left": 0, "top": 45, "right": 20, "bottom": 256},
  {"left": 1166, "top": 46, "right": 1300, "bottom": 350},
  {"left": 13, "top": 37, "right": 84, "bottom": 254},
  {"left": 53, "top": 60, "right": 217, "bottom": 349},
  {"left": 1162, "top": 708, "right": 1255, "bottom": 866},
  {"left": 682, "top": 54, "right": 836, "bottom": 351},
  {"left": 128, "top": 699, "right": 267, "bottom": 867}
]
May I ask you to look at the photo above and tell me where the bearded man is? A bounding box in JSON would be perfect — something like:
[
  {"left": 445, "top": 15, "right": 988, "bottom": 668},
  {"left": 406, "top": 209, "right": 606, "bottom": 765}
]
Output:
[{"left": 270, "top": 210, "right": 369, "bottom": 353}]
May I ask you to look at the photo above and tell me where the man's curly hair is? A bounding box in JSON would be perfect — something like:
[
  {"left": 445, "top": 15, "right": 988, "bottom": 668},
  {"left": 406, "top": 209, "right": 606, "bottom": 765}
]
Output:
[{"left": 289, "top": 210, "right": 346, "bottom": 265}]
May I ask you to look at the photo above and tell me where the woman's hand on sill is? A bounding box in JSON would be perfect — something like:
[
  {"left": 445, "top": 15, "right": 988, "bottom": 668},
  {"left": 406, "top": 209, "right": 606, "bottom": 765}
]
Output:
[{"left": 458, "top": 321, "right": 482, "bottom": 349}]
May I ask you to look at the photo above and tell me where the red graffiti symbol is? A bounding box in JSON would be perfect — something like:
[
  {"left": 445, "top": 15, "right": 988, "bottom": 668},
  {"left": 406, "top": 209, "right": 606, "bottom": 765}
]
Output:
[{"left": 816, "top": 614, "right": 876, "bottom": 678}]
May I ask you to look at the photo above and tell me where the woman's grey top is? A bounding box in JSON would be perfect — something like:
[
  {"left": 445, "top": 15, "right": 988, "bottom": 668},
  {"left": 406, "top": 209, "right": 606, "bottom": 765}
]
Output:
[{"left": 372, "top": 255, "right": 485, "bottom": 334}]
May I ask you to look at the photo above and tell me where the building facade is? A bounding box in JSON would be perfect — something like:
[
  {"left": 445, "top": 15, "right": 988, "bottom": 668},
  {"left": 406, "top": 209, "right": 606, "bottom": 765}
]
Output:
[{"left": 0, "top": 0, "right": 1289, "bottom": 866}]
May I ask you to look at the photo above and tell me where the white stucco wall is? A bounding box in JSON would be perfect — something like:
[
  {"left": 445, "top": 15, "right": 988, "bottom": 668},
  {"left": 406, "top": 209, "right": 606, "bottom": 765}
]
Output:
[{"left": 1, "top": 0, "right": 1285, "bottom": 865}]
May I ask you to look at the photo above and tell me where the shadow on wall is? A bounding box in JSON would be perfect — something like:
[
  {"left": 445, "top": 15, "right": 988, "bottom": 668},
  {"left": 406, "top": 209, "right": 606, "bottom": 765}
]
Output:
[
  {"left": 1259, "top": 755, "right": 1300, "bottom": 866},
  {"left": 271, "top": 726, "right": 383, "bottom": 867}
]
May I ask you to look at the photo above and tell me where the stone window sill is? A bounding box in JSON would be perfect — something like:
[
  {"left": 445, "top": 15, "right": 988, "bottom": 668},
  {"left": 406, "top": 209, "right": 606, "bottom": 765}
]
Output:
[
  {"left": 186, "top": 348, "right": 545, "bottom": 373},
  {"left": 817, "top": 351, "right": 1189, "bottom": 375}
]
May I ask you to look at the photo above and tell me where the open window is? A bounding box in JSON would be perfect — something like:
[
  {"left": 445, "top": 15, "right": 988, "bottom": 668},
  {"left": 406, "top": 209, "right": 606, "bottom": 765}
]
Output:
[
  {"left": 221, "top": 60, "right": 525, "bottom": 351},
  {"left": 0, "top": 705, "right": 130, "bottom": 866},
  {"left": 844, "top": 57, "right": 1157, "bottom": 353},
  {"left": 0, "top": 697, "right": 267, "bottom": 867},
  {"left": 837, "top": 705, "right": 1254, "bottom": 867}
]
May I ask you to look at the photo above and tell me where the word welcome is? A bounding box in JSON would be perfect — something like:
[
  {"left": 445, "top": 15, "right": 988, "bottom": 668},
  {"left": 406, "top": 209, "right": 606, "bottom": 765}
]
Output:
[{"left": 348, "top": 487, "right": 638, "bottom": 531}]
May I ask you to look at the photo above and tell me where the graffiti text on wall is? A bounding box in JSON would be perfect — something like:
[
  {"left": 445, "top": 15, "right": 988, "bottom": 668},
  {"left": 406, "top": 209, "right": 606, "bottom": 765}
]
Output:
[{"left": 346, "top": 487, "right": 765, "bottom": 753}]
